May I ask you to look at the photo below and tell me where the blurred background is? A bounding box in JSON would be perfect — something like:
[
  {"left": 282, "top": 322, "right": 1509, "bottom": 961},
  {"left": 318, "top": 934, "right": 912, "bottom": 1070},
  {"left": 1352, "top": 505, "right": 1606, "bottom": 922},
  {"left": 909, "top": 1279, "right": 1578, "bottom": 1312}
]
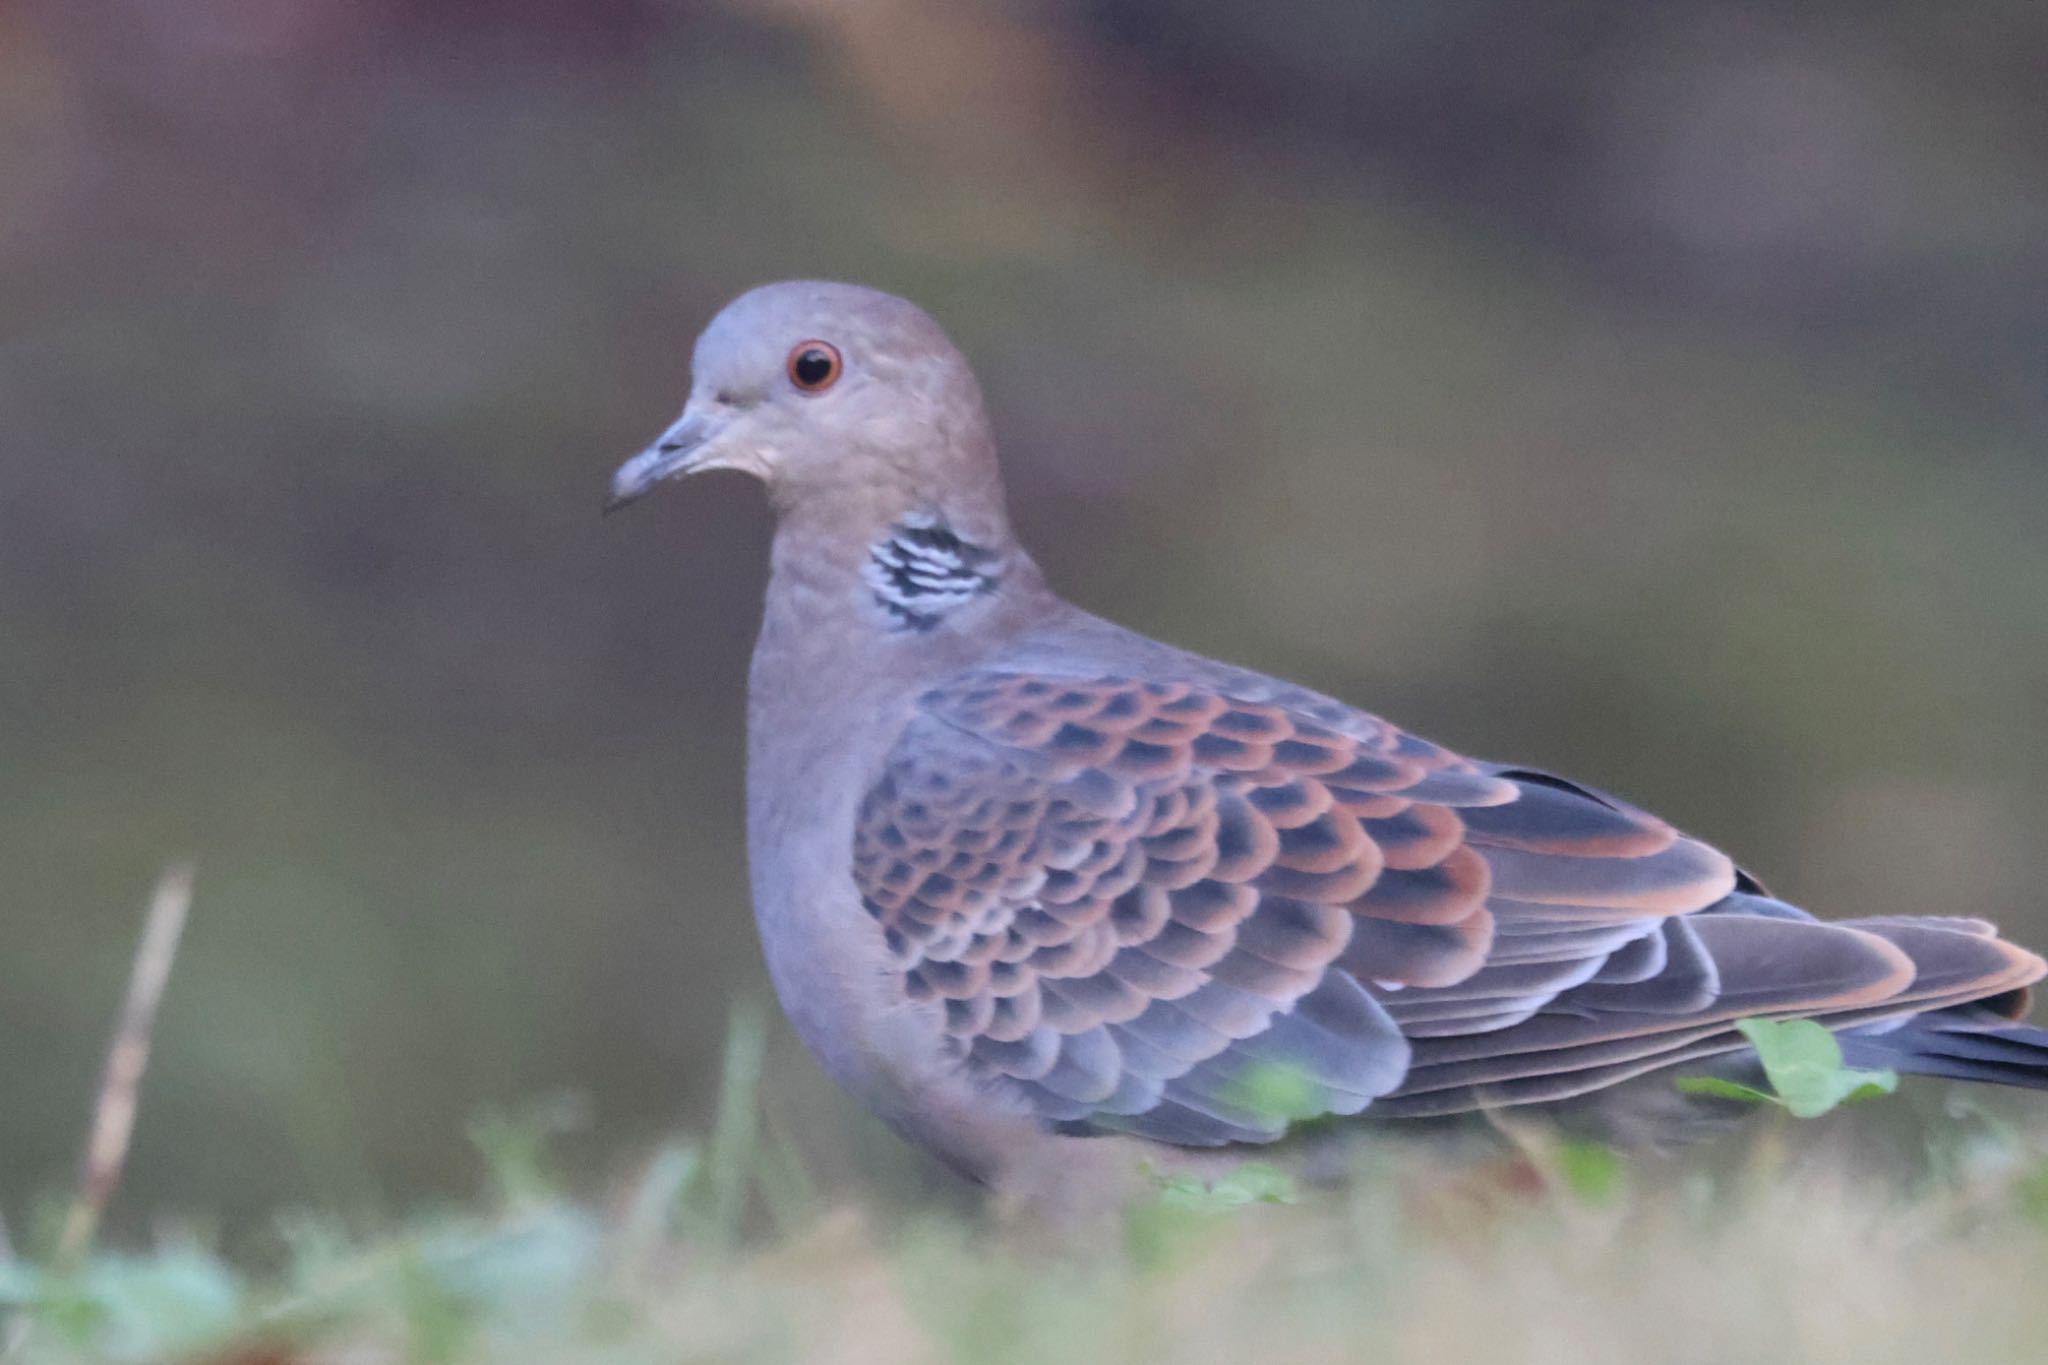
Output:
[{"left": 4, "top": 0, "right": 2048, "bottom": 1234}]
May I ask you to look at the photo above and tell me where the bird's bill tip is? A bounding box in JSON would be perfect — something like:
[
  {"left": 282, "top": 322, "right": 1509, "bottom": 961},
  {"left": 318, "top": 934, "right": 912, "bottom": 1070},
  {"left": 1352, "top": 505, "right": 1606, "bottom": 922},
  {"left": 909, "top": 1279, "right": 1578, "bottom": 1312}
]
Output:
[
  {"left": 604, "top": 407, "right": 729, "bottom": 515},
  {"left": 604, "top": 447, "right": 673, "bottom": 513}
]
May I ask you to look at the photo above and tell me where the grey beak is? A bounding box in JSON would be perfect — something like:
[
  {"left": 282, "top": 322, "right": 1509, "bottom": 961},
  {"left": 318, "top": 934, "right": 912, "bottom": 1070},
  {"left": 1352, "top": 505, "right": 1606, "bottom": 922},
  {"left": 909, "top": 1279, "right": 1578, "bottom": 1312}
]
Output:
[{"left": 605, "top": 408, "right": 728, "bottom": 514}]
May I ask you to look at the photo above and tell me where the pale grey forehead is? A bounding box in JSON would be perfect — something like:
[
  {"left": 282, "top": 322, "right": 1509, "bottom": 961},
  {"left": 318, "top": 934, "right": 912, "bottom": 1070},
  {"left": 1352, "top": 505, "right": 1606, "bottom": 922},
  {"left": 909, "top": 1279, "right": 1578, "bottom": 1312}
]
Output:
[{"left": 690, "top": 280, "right": 956, "bottom": 385}]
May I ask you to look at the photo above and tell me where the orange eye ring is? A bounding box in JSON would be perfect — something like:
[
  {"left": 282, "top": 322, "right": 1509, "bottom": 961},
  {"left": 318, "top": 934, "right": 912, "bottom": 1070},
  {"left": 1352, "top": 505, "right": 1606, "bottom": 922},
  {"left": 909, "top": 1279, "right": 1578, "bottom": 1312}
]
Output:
[{"left": 786, "top": 340, "right": 843, "bottom": 393}]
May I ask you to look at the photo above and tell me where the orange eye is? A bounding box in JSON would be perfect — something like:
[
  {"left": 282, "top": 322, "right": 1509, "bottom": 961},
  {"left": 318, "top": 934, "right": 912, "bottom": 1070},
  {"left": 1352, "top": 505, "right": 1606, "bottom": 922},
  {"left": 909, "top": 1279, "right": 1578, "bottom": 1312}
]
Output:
[{"left": 786, "top": 340, "right": 843, "bottom": 393}]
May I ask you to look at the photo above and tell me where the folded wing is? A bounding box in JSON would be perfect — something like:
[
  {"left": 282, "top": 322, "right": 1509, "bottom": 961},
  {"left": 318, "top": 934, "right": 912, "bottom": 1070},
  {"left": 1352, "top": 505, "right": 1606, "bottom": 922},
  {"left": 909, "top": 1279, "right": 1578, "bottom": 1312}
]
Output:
[{"left": 850, "top": 670, "right": 2045, "bottom": 1144}]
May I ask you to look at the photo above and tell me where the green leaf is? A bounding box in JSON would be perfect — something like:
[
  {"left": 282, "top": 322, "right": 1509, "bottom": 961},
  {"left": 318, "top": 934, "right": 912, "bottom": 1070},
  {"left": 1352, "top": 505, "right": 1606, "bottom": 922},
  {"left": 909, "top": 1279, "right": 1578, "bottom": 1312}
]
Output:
[
  {"left": 1553, "top": 1139, "right": 1626, "bottom": 1206},
  {"left": 1737, "top": 1017, "right": 1898, "bottom": 1118},
  {"left": 1149, "top": 1161, "right": 1298, "bottom": 1214},
  {"left": 1208, "top": 1163, "right": 1298, "bottom": 1208},
  {"left": 1675, "top": 1018, "right": 1899, "bottom": 1118},
  {"left": 1224, "top": 1061, "right": 1326, "bottom": 1125},
  {"left": 1674, "top": 1076, "right": 1780, "bottom": 1106}
]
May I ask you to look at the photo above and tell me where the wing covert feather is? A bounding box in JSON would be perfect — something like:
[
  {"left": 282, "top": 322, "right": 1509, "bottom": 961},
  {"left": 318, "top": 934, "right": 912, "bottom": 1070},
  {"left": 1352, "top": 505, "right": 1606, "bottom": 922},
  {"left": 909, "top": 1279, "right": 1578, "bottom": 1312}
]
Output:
[
  {"left": 849, "top": 670, "right": 1799, "bottom": 1141},
  {"left": 851, "top": 669, "right": 2044, "bottom": 1139}
]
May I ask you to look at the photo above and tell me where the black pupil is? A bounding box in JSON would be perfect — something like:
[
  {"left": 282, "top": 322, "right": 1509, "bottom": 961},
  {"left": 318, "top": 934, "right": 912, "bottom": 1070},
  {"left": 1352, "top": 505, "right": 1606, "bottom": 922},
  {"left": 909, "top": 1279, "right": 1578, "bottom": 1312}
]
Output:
[{"left": 793, "top": 348, "right": 835, "bottom": 387}]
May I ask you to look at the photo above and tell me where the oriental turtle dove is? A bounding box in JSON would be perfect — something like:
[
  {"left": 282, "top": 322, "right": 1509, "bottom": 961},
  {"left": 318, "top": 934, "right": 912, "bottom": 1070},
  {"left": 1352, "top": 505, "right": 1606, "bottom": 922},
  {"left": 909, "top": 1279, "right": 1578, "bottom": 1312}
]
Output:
[{"left": 608, "top": 281, "right": 2048, "bottom": 1195}]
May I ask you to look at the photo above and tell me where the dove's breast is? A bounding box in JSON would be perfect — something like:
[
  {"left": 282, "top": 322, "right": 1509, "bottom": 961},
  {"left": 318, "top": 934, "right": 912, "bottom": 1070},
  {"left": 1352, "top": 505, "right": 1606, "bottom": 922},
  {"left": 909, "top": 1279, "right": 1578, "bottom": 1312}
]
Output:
[{"left": 742, "top": 572, "right": 1061, "bottom": 1180}]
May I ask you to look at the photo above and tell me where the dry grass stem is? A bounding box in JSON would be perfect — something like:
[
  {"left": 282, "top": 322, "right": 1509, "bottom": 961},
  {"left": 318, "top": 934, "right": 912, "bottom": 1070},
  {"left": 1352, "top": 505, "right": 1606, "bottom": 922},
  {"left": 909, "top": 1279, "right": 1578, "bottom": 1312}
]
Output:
[{"left": 55, "top": 862, "right": 196, "bottom": 1268}]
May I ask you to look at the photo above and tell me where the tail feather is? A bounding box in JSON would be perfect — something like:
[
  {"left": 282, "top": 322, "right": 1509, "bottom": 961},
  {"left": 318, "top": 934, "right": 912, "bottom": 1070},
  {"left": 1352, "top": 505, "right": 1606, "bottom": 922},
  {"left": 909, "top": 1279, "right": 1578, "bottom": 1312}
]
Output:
[{"left": 1842, "top": 1015, "right": 2048, "bottom": 1093}]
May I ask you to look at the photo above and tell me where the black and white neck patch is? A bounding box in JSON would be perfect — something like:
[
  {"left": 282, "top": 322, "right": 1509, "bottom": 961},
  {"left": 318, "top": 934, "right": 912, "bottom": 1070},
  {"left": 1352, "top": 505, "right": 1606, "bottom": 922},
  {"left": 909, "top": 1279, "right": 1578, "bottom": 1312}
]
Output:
[{"left": 864, "top": 516, "right": 1002, "bottom": 631}]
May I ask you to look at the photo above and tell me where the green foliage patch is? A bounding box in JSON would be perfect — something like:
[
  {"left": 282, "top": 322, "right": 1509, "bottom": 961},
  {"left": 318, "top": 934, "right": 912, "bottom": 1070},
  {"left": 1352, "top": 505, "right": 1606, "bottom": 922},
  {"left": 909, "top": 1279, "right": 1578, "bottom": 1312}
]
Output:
[
  {"left": 1677, "top": 1018, "right": 1900, "bottom": 1119},
  {"left": 6, "top": 1009, "right": 2048, "bottom": 1363}
]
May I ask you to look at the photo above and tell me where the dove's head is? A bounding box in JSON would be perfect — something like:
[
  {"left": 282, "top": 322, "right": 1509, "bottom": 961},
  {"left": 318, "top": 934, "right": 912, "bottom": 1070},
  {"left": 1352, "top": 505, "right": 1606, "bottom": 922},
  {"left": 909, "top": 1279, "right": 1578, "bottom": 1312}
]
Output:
[{"left": 608, "top": 281, "right": 1008, "bottom": 535}]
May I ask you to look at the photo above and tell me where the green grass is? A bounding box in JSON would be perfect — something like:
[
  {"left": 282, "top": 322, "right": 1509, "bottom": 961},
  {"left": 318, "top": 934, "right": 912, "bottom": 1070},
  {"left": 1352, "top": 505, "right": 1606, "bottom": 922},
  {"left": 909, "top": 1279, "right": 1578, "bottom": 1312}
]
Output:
[{"left": 8, "top": 1013, "right": 2048, "bottom": 1364}]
